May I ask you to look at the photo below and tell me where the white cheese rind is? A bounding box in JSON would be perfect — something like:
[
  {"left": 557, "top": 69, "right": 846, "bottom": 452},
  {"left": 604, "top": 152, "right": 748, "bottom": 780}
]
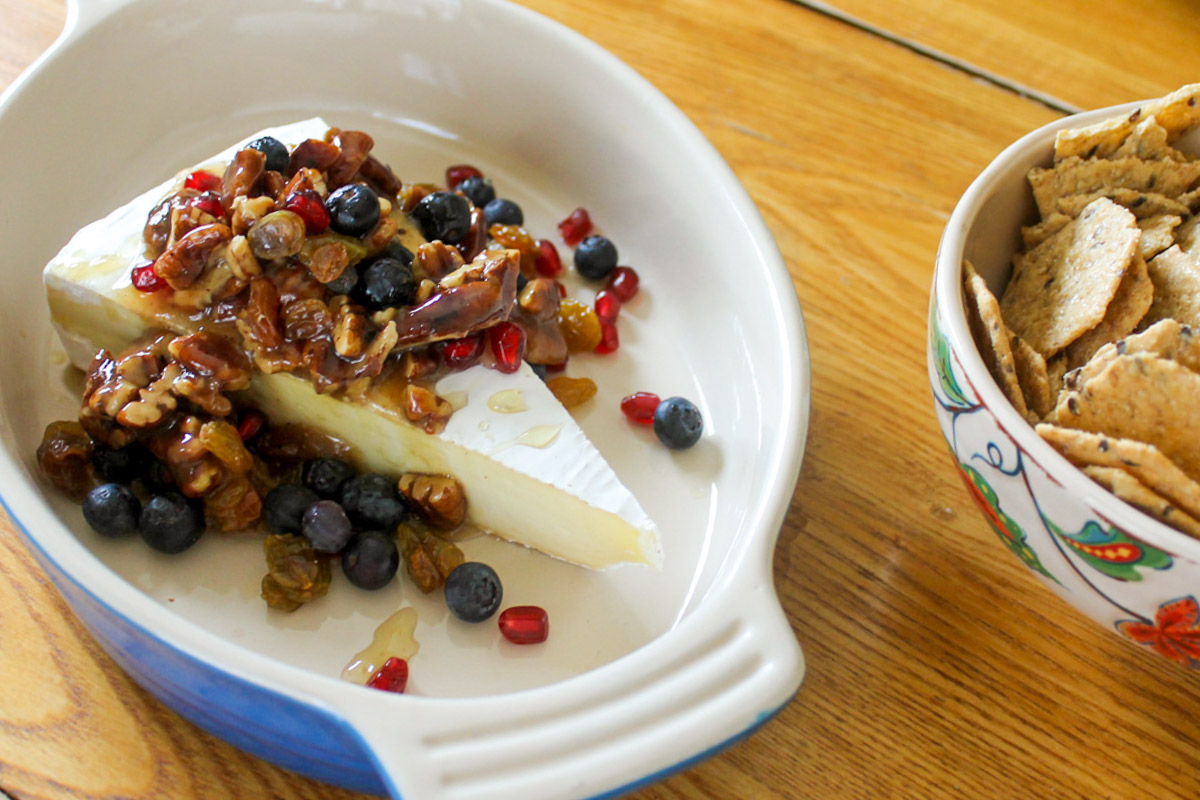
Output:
[{"left": 43, "top": 119, "right": 662, "bottom": 570}]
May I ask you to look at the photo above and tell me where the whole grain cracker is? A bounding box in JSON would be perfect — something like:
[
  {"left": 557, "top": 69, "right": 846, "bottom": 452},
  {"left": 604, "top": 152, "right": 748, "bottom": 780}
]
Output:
[
  {"left": 1083, "top": 465, "right": 1200, "bottom": 537},
  {"left": 1000, "top": 197, "right": 1137, "bottom": 357},
  {"left": 1111, "top": 116, "right": 1189, "bottom": 162},
  {"left": 1056, "top": 188, "right": 1189, "bottom": 219},
  {"left": 1138, "top": 214, "right": 1182, "bottom": 260},
  {"left": 1051, "top": 352, "right": 1200, "bottom": 482},
  {"left": 1029, "top": 157, "right": 1200, "bottom": 219},
  {"left": 1022, "top": 213, "right": 1071, "bottom": 250},
  {"left": 1066, "top": 319, "right": 1200, "bottom": 392},
  {"left": 1011, "top": 334, "right": 1055, "bottom": 419},
  {"left": 1036, "top": 423, "right": 1200, "bottom": 520},
  {"left": 1143, "top": 245, "right": 1200, "bottom": 327},
  {"left": 963, "top": 260, "right": 1030, "bottom": 419},
  {"left": 1175, "top": 214, "right": 1200, "bottom": 252},
  {"left": 1062, "top": 250, "right": 1153, "bottom": 370},
  {"left": 1055, "top": 83, "right": 1200, "bottom": 161}
]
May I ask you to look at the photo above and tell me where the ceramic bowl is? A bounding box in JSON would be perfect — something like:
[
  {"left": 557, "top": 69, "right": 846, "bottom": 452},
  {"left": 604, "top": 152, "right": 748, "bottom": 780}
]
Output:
[
  {"left": 0, "top": 0, "right": 809, "bottom": 798},
  {"left": 930, "top": 100, "right": 1200, "bottom": 669}
]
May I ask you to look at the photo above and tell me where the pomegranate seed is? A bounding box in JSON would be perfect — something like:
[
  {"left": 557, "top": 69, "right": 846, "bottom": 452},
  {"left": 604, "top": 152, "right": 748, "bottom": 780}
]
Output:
[
  {"left": 236, "top": 409, "right": 266, "bottom": 441},
  {"left": 284, "top": 189, "right": 331, "bottom": 234},
  {"left": 595, "top": 320, "right": 619, "bottom": 354},
  {"left": 534, "top": 239, "right": 563, "bottom": 277},
  {"left": 191, "top": 191, "right": 225, "bottom": 219},
  {"left": 442, "top": 334, "right": 485, "bottom": 371},
  {"left": 445, "top": 164, "right": 482, "bottom": 190},
  {"left": 558, "top": 207, "right": 592, "bottom": 246},
  {"left": 621, "top": 392, "right": 660, "bottom": 425},
  {"left": 606, "top": 266, "right": 640, "bottom": 302},
  {"left": 131, "top": 263, "right": 166, "bottom": 292},
  {"left": 488, "top": 321, "right": 527, "bottom": 374},
  {"left": 594, "top": 289, "right": 621, "bottom": 323},
  {"left": 366, "top": 657, "right": 409, "bottom": 693},
  {"left": 499, "top": 606, "right": 549, "bottom": 644},
  {"left": 184, "top": 170, "right": 222, "bottom": 192}
]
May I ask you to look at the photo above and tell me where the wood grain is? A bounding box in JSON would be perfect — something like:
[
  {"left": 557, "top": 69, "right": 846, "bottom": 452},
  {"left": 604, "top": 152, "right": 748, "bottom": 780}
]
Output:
[
  {"left": 801, "top": 0, "right": 1200, "bottom": 112},
  {"left": 2, "top": 0, "right": 1200, "bottom": 798}
]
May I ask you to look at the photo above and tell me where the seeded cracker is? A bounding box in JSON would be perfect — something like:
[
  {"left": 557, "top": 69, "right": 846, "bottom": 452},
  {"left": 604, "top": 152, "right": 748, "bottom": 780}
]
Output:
[
  {"left": 1137, "top": 214, "right": 1182, "bottom": 260},
  {"left": 963, "top": 260, "right": 1030, "bottom": 419},
  {"left": 1082, "top": 465, "right": 1200, "bottom": 537},
  {"left": 999, "top": 197, "right": 1137, "bottom": 357},
  {"left": 1175, "top": 214, "right": 1200, "bottom": 251},
  {"left": 1111, "top": 116, "right": 1189, "bottom": 162},
  {"left": 1051, "top": 352, "right": 1200, "bottom": 482},
  {"left": 1062, "top": 251, "right": 1153, "bottom": 370},
  {"left": 1011, "top": 335, "right": 1055, "bottom": 419},
  {"left": 1028, "top": 157, "right": 1200, "bottom": 220},
  {"left": 1022, "top": 213, "right": 1071, "bottom": 250},
  {"left": 1143, "top": 245, "right": 1200, "bottom": 328},
  {"left": 1065, "top": 319, "right": 1200, "bottom": 392},
  {"left": 1055, "top": 188, "right": 1189, "bottom": 220},
  {"left": 1055, "top": 83, "right": 1200, "bottom": 162},
  {"left": 1036, "top": 423, "right": 1200, "bottom": 521}
]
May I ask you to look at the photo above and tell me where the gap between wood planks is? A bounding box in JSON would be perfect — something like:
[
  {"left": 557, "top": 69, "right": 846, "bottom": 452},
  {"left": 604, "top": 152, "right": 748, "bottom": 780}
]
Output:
[{"left": 787, "top": 0, "right": 1080, "bottom": 115}]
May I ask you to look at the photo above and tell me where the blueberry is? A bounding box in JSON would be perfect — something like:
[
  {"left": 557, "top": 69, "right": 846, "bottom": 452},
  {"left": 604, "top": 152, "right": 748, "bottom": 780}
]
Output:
[
  {"left": 139, "top": 492, "right": 204, "bottom": 554},
  {"left": 412, "top": 191, "right": 472, "bottom": 244},
  {"left": 355, "top": 257, "right": 418, "bottom": 310},
  {"left": 382, "top": 238, "right": 415, "bottom": 266},
  {"left": 92, "top": 442, "right": 151, "bottom": 484},
  {"left": 325, "top": 263, "right": 359, "bottom": 296},
  {"left": 263, "top": 483, "right": 320, "bottom": 534},
  {"left": 325, "top": 184, "right": 380, "bottom": 238},
  {"left": 457, "top": 176, "right": 495, "bottom": 208},
  {"left": 247, "top": 136, "right": 290, "bottom": 174},
  {"left": 574, "top": 235, "right": 618, "bottom": 280},
  {"left": 444, "top": 562, "right": 503, "bottom": 622},
  {"left": 652, "top": 396, "right": 703, "bottom": 449},
  {"left": 82, "top": 483, "right": 140, "bottom": 538},
  {"left": 304, "top": 457, "right": 356, "bottom": 499},
  {"left": 301, "top": 500, "right": 354, "bottom": 554},
  {"left": 530, "top": 363, "right": 549, "bottom": 382},
  {"left": 483, "top": 198, "right": 523, "bottom": 226},
  {"left": 341, "top": 530, "right": 400, "bottom": 590},
  {"left": 341, "top": 473, "right": 407, "bottom": 530},
  {"left": 516, "top": 271, "right": 529, "bottom": 294}
]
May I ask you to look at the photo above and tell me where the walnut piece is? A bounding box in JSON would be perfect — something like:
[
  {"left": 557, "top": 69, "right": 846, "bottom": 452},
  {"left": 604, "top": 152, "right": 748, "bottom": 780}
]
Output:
[
  {"left": 154, "top": 223, "right": 233, "bottom": 290},
  {"left": 397, "top": 473, "right": 467, "bottom": 530}
]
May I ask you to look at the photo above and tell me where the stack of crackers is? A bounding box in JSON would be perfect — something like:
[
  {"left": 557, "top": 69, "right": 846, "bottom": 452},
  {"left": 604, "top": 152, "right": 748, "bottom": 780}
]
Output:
[{"left": 965, "top": 83, "right": 1200, "bottom": 537}]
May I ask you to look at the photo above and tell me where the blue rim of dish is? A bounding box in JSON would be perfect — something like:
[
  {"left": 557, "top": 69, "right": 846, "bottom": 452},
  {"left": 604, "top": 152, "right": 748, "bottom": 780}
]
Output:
[{"left": 1, "top": 483, "right": 799, "bottom": 798}]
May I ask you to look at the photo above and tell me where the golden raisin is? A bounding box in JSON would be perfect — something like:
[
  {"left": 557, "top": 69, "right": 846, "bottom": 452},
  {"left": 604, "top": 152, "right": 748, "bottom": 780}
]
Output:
[
  {"left": 558, "top": 298, "right": 602, "bottom": 352},
  {"left": 546, "top": 376, "right": 597, "bottom": 409},
  {"left": 199, "top": 420, "right": 254, "bottom": 473},
  {"left": 261, "top": 534, "right": 331, "bottom": 611},
  {"left": 488, "top": 224, "right": 538, "bottom": 256},
  {"left": 36, "top": 421, "right": 95, "bottom": 499}
]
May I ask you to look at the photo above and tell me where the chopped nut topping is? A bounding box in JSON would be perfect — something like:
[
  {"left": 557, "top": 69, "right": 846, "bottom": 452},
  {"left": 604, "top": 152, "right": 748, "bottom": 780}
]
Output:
[
  {"left": 415, "top": 240, "right": 466, "bottom": 281},
  {"left": 221, "top": 147, "right": 266, "bottom": 208},
  {"left": 230, "top": 195, "right": 276, "bottom": 236},
  {"left": 154, "top": 223, "right": 233, "bottom": 290},
  {"left": 397, "top": 473, "right": 467, "bottom": 530},
  {"left": 401, "top": 384, "right": 452, "bottom": 434},
  {"left": 333, "top": 306, "right": 368, "bottom": 358}
]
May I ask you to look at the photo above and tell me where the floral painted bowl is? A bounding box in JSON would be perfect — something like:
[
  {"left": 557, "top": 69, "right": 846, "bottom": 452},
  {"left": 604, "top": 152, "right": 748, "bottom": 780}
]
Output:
[{"left": 929, "top": 101, "right": 1200, "bottom": 668}]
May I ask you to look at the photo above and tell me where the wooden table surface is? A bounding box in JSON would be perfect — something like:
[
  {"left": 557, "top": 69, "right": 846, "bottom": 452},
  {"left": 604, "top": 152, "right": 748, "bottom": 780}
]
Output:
[{"left": 3, "top": 1, "right": 1200, "bottom": 798}]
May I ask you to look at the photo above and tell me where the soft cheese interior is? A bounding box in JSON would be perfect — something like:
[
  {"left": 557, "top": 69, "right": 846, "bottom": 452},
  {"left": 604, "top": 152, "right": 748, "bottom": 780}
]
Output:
[{"left": 44, "top": 119, "right": 662, "bottom": 570}]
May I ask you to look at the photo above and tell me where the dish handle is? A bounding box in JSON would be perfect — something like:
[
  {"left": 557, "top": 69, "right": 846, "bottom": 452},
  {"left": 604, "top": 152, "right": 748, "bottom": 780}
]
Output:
[{"left": 334, "top": 574, "right": 805, "bottom": 800}]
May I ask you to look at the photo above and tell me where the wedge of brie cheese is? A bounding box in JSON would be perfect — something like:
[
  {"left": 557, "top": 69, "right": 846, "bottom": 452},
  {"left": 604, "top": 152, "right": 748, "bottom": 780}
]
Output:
[{"left": 44, "top": 119, "right": 662, "bottom": 570}]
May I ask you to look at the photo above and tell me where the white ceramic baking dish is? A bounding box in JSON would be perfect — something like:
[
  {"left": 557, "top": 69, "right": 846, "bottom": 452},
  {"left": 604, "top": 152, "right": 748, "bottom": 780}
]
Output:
[{"left": 0, "top": 0, "right": 810, "bottom": 797}]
